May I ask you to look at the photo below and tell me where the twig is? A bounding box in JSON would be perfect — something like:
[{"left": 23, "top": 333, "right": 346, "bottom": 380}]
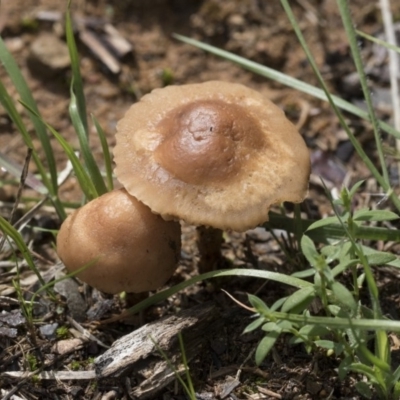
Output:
[
  {"left": 257, "top": 386, "right": 282, "bottom": 399},
  {"left": 2, "top": 370, "right": 96, "bottom": 380},
  {"left": 67, "top": 316, "right": 110, "bottom": 349},
  {"left": 220, "top": 289, "right": 255, "bottom": 312}
]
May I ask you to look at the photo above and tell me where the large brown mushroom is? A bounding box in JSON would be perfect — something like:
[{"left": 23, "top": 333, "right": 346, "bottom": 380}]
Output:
[
  {"left": 114, "top": 81, "right": 310, "bottom": 272},
  {"left": 57, "top": 188, "right": 181, "bottom": 295}
]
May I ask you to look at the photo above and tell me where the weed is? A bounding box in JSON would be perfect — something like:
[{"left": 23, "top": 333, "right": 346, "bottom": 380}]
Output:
[{"left": 56, "top": 326, "right": 70, "bottom": 340}]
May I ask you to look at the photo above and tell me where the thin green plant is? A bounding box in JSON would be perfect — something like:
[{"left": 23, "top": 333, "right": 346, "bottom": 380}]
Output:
[
  {"left": 151, "top": 332, "right": 196, "bottom": 400},
  {"left": 238, "top": 182, "right": 400, "bottom": 398}
]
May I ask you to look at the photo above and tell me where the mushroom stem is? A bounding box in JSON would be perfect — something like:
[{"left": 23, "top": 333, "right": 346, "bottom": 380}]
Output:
[
  {"left": 125, "top": 291, "right": 149, "bottom": 308},
  {"left": 196, "top": 226, "right": 224, "bottom": 274}
]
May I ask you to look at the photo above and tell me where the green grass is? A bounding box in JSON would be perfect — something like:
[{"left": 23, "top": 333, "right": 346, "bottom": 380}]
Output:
[
  {"left": 175, "top": 0, "right": 400, "bottom": 397},
  {"left": 1, "top": 1, "right": 400, "bottom": 398}
]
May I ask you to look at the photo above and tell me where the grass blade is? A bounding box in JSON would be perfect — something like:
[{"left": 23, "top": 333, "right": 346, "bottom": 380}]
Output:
[
  {"left": 0, "top": 215, "right": 46, "bottom": 289},
  {"left": 21, "top": 101, "right": 98, "bottom": 201},
  {"left": 0, "top": 80, "right": 51, "bottom": 192},
  {"left": 102, "top": 269, "right": 313, "bottom": 322},
  {"left": 65, "top": 5, "right": 107, "bottom": 196},
  {"left": 65, "top": 5, "right": 87, "bottom": 133},
  {"left": 266, "top": 212, "right": 400, "bottom": 243},
  {"left": 0, "top": 35, "right": 58, "bottom": 192},
  {"left": 337, "top": 0, "right": 389, "bottom": 185},
  {"left": 0, "top": 80, "right": 66, "bottom": 218},
  {"left": 279, "top": 0, "right": 400, "bottom": 212},
  {"left": 92, "top": 114, "right": 114, "bottom": 191},
  {"left": 357, "top": 30, "right": 400, "bottom": 55},
  {"left": 173, "top": 34, "right": 400, "bottom": 140},
  {"left": 69, "top": 87, "right": 107, "bottom": 196}
]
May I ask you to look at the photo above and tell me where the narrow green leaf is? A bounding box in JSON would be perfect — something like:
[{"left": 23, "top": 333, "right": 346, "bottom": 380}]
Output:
[
  {"left": 46, "top": 123, "right": 98, "bottom": 201},
  {"left": 298, "top": 324, "right": 330, "bottom": 338},
  {"left": 262, "top": 320, "right": 292, "bottom": 332},
  {"left": 291, "top": 268, "right": 315, "bottom": 279},
  {"left": 21, "top": 101, "right": 97, "bottom": 200},
  {"left": 0, "top": 80, "right": 51, "bottom": 193},
  {"left": 320, "top": 244, "right": 342, "bottom": 263},
  {"left": 0, "top": 36, "right": 58, "bottom": 192},
  {"left": 69, "top": 87, "right": 107, "bottom": 196},
  {"left": 280, "top": 0, "right": 400, "bottom": 211},
  {"left": 281, "top": 286, "right": 315, "bottom": 313},
  {"left": 330, "top": 281, "right": 357, "bottom": 313},
  {"left": 243, "top": 316, "right": 265, "bottom": 334},
  {"left": 359, "top": 245, "right": 398, "bottom": 266},
  {"left": 349, "top": 363, "right": 380, "bottom": 385},
  {"left": 270, "top": 296, "right": 288, "bottom": 311},
  {"left": 357, "top": 29, "right": 400, "bottom": 55},
  {"left": 338, "top": 356, "right": 351, "bottom": 380},
  {"left": 348, "top": 180, "right": 365, "bottom": 198},
  {"left": 314, "top": 340, "right": 336, "bottom": 350},
  {"left": 353, "top": 209, "right": 399, "bottom": 222},
  {"left": 261, "top": 322, "right": 278, "bottom": 332},
  {"left": 300, "top": 235, "right": 320, "bottom": 266},
  {"left": 331, "top": 259, "right": 358, "bottom": 277},
  {"left": 366, "top": 252, "right": 396, "bottom": 266},
  {"left": 92, "top": 114, "right": 113, "bottom": 191},
  {"left": 65, "top": 7, "right": 87, "bottom": 133},
  {"left": 390, "top": 365, "right": 400, "bottom": 386},
  {"left": 255, "top": 331, "right": 280, "bottom": 365},
  {"left": 267, "top": 211, "right": 400, "bottom": 243},
  {"left": 376, "top": 328, "right": 390, "bottom": 367},
  {"left": 0, "top": 216, "right": 46, "bottom": 289},
  {"left": 356, "top": 342, "right": 391, "bottom": 373},
  {"left": 354, "top": 382, "right": 372, "bottom": 399},
  {"left": 248, "top": 294, "right": 270, "bottom": 314},
  {"left": 172, "top": 34, "right": 400, "bottom": 140},
  {"left": 337, "top": 0, "right": 388, "bottom": 184},
  {"left": 306, "top": 216, "right": 341, "bottom": 231},
  {"left": 393, "top": 382, "right": 400, "bottom": 400},
  {"left": 121, "top": 268, "right": 312, "bottom": 317},
  {"left": 65, "top": 6, "right": 107, "bottom": 197}
]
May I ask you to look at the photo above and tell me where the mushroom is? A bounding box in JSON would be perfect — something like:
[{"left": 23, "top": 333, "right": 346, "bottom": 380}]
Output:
[
  {"left": 114, "top": 81, "right": 310, "bottom": 272},
  {"left": 56, "top": 188, "right": 181, "bottom": 295}
]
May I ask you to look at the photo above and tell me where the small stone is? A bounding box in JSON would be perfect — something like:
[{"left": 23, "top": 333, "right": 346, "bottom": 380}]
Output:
[
  {"left": 53, "top": 338, "right": 85, "bottom": 355},
  {"left": 54, "top": 272, "right": 87, "bottom": 322},
  {"left": 246, "top": 227, "right": 270, "bottom": 242},
  {"left": 39, "top": 323, "right": 58, "bottom": 339},
  {"left": 28, "top": 33, "right": 70, "bottom": 77},
  {"left": 5, "top": 37, "right": 24, "bottom": 53},
  {"left": 228, "top": 14, "right": 245, "bottom": 27}
]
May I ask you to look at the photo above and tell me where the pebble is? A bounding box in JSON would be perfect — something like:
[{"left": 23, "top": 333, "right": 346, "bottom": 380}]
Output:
[
  {"left": 28, "top": 33, "right": 70, "bottom": 76},
  {"left": 53, "top": 338, "right": 85, "bottom": 355},
  {"left": 39, "top": 322, "right": 58, "bottom": 339},
  {"left": 246, "top": 227, "right": 270, "bottom": 242}
]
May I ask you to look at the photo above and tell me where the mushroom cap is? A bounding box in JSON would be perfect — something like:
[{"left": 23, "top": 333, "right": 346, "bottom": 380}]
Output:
[
  {"left": 114, "top": 81, "right": 310, "bottom": 231},
  {"left": 56, "top": 188, "right": 181, "bottom": 294}
]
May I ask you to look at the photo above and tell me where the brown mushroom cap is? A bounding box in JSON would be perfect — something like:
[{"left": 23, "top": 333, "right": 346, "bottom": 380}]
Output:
[
  {"left": 114, "top": 81, "right": 310, "bottom": 231},
  {"left": 56, "top": 188, "right": 181, "bottom": 294}
]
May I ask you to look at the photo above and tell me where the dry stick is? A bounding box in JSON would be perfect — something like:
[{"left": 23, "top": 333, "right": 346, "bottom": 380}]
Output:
[
  {"left": 0, "top": 148, "right": 32, "bottom": 252},
  {"left": 79, "top": 29, "right": 120, "bottom": 74}
]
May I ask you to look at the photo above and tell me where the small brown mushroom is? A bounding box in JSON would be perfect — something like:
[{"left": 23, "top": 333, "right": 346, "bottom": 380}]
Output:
[
  {"left": 56, "top": 188, "right": 181, "bottom": 294},
  {"left": 114, "top": 81, "right": 310, "bottom": 272}
]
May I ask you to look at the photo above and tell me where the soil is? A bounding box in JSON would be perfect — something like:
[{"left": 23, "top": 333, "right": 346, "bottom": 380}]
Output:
[{"left": 1, "top": 0, "right": 400, "bottom": 399}]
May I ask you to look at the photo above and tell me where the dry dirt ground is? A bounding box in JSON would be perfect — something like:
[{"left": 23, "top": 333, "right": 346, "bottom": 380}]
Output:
[{"left": 1, "top": 1, "right": 400, "bottom": 399}]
